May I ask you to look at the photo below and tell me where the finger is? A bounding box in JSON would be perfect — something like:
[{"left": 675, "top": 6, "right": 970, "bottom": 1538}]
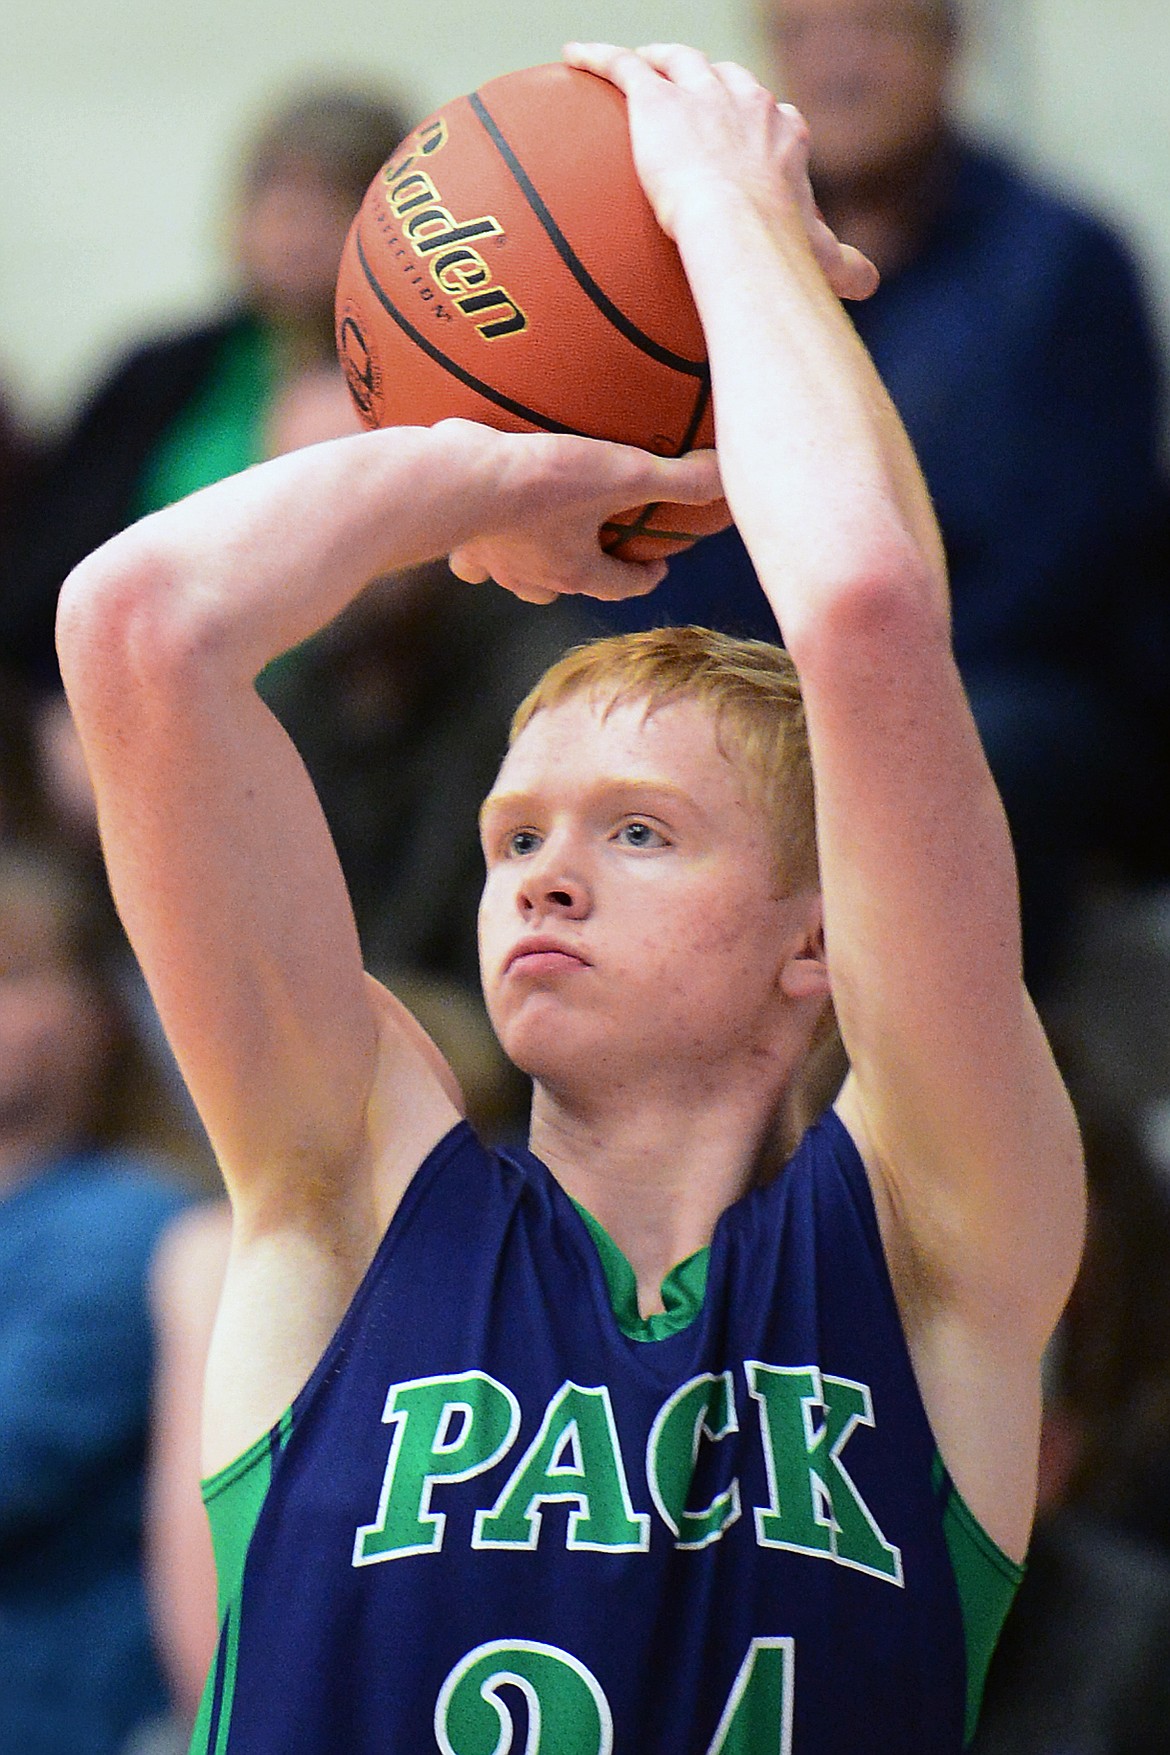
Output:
[
  {"left": 835, "top": 244, "right": 881, "bottom": 302},
  {"left": 500, "top": 581, "right": 561, "bottom": 605},
  {"left": 774, "top": 102, "right": 813, "bottom": 170},
  {"left": 570, "top": 552, "right": 668, "bottom": 603},
  {"left": 632, "top": 42, "right": 720, "bottom": 89},
  {"left": 613, "top": 558, "right": 669, "bottom": 598},
  {"left": 803, "top": 210, "right": 880, "bottom": 302},
  {"left": 448, "top": 548, "right": 491, "bottom": 585},
  {"left": 779, "top": 129, "right": 868, "bottom": 294},
  {"left": 643, "top": 447, "right": 724, "bottom": 507},
  {"left": 710, "top": 59, "right": 771, "bottom": 99},
  {"left": 563, "top": 42, "right": 656, "bottom": 96}
]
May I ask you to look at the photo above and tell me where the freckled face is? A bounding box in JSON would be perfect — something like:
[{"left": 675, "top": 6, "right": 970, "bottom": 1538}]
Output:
[{"left": 478, "top": 695, "right": 801, "bottom": 1095}]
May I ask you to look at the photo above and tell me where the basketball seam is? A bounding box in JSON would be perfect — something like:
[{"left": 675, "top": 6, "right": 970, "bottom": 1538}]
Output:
[
  {"left": 469, "top": 90, "right": 712, "bottom": 389},
  {"left": 603, "top": 522, "right": 698, "bottom": 540},
  {"left": 602, "top": 503, "right": 662, "bottom": 550},
  {"left": 678, "top": 377, "right": 713, "bottom": 453},
  {"left": 355, "top": 226, "right": 592, "bottom": 437}
]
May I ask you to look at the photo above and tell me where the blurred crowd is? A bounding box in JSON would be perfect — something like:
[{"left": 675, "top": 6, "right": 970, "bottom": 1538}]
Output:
[{"left": 2, "top": 2, "right": 1170, "bottom": 1751}]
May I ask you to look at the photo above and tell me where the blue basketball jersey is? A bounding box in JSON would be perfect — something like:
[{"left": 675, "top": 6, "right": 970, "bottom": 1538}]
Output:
[{"left": 194, "top": 1110, "right": 1020, "bottom": 1754}]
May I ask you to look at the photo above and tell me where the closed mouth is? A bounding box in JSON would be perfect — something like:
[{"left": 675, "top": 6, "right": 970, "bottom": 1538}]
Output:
[{"left": 505, "top": 939, "right": 591, "bottom": 973}]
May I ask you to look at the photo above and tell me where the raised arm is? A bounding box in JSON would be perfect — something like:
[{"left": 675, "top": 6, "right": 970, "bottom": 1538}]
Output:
[
  {"left": 567, "top": 43, "right": 1084, "bottom": 1559},
  {"left": 57, "top": 418, "right": 719, "bottom": 1461}
]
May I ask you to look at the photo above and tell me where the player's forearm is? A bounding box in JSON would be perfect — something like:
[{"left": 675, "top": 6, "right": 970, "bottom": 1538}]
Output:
[
  {"left": 57, "top": 422, "right": 514, "bottom": 692},
  {"left": 673, "top": 190, "right": 948, "bottom": 656}
]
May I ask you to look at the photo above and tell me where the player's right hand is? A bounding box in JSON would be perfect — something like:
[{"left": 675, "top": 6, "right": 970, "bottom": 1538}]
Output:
[
  {"left": 444, "top": 424, "right": 722, "bottom": 605},
  {"left": 563, "top": 41, "right": 878, "bottom": 306}
]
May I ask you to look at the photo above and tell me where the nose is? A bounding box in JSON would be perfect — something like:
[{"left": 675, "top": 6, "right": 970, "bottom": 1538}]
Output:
[{"left": 516, "top": 840, "right": 591, "bottom": 920}]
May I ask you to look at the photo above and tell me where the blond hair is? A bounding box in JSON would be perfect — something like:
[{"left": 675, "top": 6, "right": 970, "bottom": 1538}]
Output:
[{"left": 510, "top": 625, "right": 819, "bottom": 893}]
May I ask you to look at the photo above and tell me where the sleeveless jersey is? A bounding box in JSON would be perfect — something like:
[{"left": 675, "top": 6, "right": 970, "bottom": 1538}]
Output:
[{"left": 194, "top": 1110, "right": 1021, "bottom": 1754}]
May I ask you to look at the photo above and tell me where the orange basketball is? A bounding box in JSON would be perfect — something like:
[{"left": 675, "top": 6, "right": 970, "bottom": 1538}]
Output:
[{"left": 334, "top": 62, "right": 729, "bottom": 562}]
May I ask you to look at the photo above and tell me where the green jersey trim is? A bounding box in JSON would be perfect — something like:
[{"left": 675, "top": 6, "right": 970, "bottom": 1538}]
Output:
[
  {"left": 931, "top": 1452, "right": 1025, "bottom": 1746},
  {"left": 192, "top": 1413, "right": 1023, "bottom": 1755},
  {"left": 190, "top": 1299, "right": 1021, "bottom": 1755},
  {"left": 570, "top": 1202, "right": 1023, "bottom": 1744},
  {"left": 191, "top": 1409, "right": 295, "bottom": 1755},
  {"left": 571, "top": 1198, "right": 710, "bottom": 1342}
]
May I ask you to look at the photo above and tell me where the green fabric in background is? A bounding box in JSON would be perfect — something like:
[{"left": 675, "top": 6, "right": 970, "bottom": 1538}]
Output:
[{"left": 132, "top": 318, "right": 276, "bottom": 518}]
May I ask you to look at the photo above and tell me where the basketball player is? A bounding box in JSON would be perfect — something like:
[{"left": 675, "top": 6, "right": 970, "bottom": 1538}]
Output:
[{"left": 57, "top": 42, "right": 1082, "bottom": 1754}]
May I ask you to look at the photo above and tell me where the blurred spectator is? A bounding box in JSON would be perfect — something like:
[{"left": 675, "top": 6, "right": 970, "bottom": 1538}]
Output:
[
  {"left": 0, "top": 379, "right": 42, "bottom": 720},
  {"left": 144, "top": 1202, "right": 231, "bottom": 1744},
  {"left": 0, "top": 841, "right": 193, "bottom": 1754},
  {"left": 0, "top": 373, "right": 38, "bottom": 544},
  {"left": 969, "top": 1103, "right": 1170, "bottom": 1753},
  {"left": 1044, "top": 1106, "right": 1170, "bottom": 1551},
  {"left": 1, "top": 82, "right": 411, "bottom": 685},
  {"left": 13, "top": 686, "right": 221, "bottom": 1179},
  {"left": 591, "top": 0, "right": 1168, "bottom": 996},
  {"left": 972, "top": 1513, "right": 1170, "bottom": 1755},
  {"left": 0, "top": 670, "right": 53, "bottom": 844},
  {"left": 33, "top": 687, "right": 108, "bottom": 851}
]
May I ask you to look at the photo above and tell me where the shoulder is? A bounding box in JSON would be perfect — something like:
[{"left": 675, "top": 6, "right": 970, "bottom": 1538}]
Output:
[
  {"left": 106, "top": 308, "right": 252, "bottom": 382},
  {"left": 756, "top": 1106, "right": 876, "bottom": 1218},
  {"left": 372, "top": 1124, "right": 545, "bottom": 1272},
  {"left": 199, "top": 1122, "right": 529, "bottom": 1477},
  {"left": 951, "top": 136, "right": 1146, "bottom": 277},
  {"left": 301, "top": 1128, "right": 570, "bottom": 1376},
  {"left": 722, "top": 1108, "right": 891, "bottom": 1289},
  {"left": 75, "top": 309, "right": 254, "bottom": 427}
]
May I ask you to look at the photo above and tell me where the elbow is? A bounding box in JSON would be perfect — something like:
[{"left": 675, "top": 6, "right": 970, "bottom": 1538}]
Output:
[
  {"left": 57, "top": 541, "right": 158, "bottom": 686},
  {"left": 57, "top": 533, "right": 223, "bottom": 718},
  {"left": 781, "top": 538, "right": 951, "bottom": 681}
]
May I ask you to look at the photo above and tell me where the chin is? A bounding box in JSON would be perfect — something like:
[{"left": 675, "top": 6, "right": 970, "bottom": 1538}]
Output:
[
  {"left": 496, "top": 1022, "right": 579, "bottom": 1088},
  {"left": 494, "top": 1009, "right": 628, "bottom": 1098},
  {"left": 487, "top": 996, "right": 558, "bottom": 1078}
]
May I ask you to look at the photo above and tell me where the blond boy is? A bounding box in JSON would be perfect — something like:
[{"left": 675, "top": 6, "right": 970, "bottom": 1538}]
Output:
[{"left": 58, "top": 43, "right": 1082, "bottom": 1754}]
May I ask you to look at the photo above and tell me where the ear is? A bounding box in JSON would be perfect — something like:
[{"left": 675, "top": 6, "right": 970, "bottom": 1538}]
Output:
[{"left": 778, "top": 894, "right": 830, "bottom": 1003}]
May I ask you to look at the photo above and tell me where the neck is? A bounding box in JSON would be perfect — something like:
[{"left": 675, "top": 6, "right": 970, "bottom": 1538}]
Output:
[
  {"left": 528, "top": 1068, "right": 797, "bottom": 1319},
  {"left": 813, "top": 134, "right": 953, "bottom": 279}
]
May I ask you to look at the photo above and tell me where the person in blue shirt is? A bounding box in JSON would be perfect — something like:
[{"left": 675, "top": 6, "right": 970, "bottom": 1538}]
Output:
[
  {"left": 595, "top": 0, "right": 1167, "bottom": 994},
  {"left": 56, "top": 43, "right": 1083, "bottom": 1752},
  {"left": 0, "top": 843, "right": 190, "bottom": 1754}
]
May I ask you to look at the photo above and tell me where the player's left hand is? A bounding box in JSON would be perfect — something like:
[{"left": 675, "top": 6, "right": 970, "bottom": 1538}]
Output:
[{"left": 564, "top": 41, "right": 878, "bottom": 305}]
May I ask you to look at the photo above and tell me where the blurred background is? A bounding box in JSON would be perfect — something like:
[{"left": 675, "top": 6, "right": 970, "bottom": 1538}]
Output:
[
  {"left": 4, "top": 3, "right": 1170, "bottom": 1754},
  {"left": 2, "top": 0, "right": 1170, "bottom": 429}
]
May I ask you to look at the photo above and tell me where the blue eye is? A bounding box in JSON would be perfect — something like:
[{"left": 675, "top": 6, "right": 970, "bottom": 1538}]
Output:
[
  {"left": 615, "top": 820, "right": 665, "bottom": 849},
  {"left": 508, "top": 829, "right": 542, "bottom": 858}
]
